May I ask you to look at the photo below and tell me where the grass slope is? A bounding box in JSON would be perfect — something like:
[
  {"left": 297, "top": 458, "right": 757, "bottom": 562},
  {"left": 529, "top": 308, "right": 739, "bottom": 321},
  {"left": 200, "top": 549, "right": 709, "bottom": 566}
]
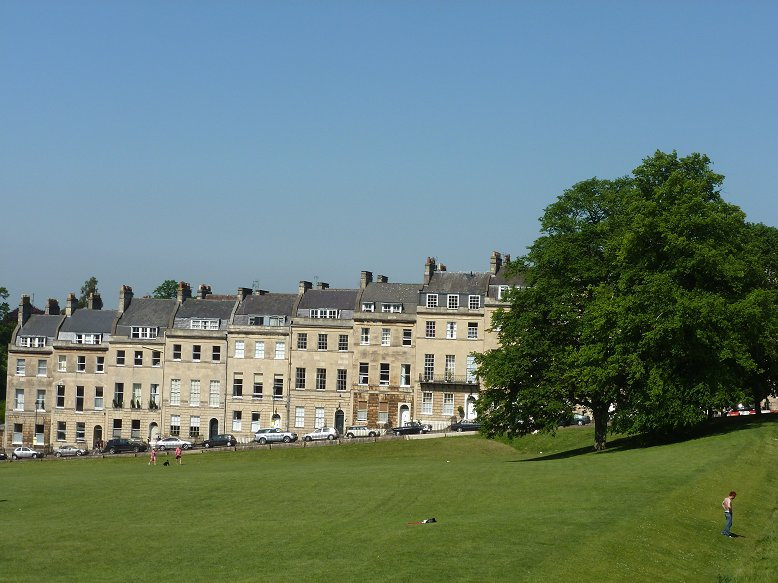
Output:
[{"left": 1, "top": 417, "right": 776, "bottom": 582}]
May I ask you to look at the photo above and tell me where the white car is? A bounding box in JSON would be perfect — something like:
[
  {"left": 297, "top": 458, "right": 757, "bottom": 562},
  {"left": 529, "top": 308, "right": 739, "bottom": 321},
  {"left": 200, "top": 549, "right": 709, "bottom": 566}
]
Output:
[
  {"left": 154, "top": 437, "right": 193, "bottom": 450},
  {"left": 54, "top": 445, "right": 88, "bottom": 457},
  {"left": 12, "top": 447, "right": 45, "bottom": 460},
  {"left": 344, "top": 426, "right": 382, "bottom": 439},
  {"left": 302, "top": 427, "right": 339, "bottom": 442}
]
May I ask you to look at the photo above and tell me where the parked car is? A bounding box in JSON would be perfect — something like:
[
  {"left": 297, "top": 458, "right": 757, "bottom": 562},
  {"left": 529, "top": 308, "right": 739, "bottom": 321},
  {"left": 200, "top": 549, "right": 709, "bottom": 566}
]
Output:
[
  {"left": 391, "top": 421, "right": 428, "bottom": 436},
  {"left": 103, "top": 439, "right": 148, "bottom": 454},
  {"left": 12, "top": 447, "right": 45, "bottom": 460},
  {"left": 344, "top": 426, "right": 382, "bottom": 439},
  {"left": 449, "top": 421, "right": 481, "bottom": 432},
  {"left": 0, "top": 451, "right": 7, "bottom": 461},
  {"left": 302, "top": 427, "right": 339, "bottom": 442},
  {"left": 202, "top": 434, "right": 237, "bottom": 448},
  {"left": 54, "top": 445, "right": 88, "bottom": 457},
  {"left": 254, "top": 428, "right": 298, "bottom": 444},
  {"left": 155, "top": 437, "right": 193, "bottom": 450}
]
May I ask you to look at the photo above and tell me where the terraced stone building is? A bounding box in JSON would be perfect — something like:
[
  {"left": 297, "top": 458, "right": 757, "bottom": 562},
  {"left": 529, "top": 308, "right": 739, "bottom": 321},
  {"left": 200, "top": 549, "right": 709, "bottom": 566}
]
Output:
[{"left": 4, "top": 252, "right": 519, "bottom": 449}]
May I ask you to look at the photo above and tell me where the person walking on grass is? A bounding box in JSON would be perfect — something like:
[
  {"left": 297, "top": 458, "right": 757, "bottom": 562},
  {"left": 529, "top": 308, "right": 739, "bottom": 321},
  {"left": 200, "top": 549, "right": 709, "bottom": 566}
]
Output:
[
  {"left": 721, "top": 491, "right": 736, "bottom": 537},
  {"left": 149, "top": 447, "right": 157, "bottom": 466},
  {"left": 175, "top": 446, "right": 182, "bottom": 465}
]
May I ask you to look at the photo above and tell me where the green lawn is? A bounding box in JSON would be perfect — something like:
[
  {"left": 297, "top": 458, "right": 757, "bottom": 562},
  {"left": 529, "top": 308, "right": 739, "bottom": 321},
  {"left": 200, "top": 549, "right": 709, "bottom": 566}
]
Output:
[{"left": 1, "top": 417, "right": 776, "bottom": 582}]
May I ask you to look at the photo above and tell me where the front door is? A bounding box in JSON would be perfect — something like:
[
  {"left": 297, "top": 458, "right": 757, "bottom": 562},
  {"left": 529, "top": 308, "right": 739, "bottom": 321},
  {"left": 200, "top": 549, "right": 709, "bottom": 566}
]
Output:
[
  {"left": 93, "top": 425, "right": 103, "bottom": 449},
  {"left": 400, "top": 404, "right": 410, "bottom": 425},
  {"left": 466, "top": 396, "right": 477, "bottom": 420},
  {"left": 334, "top": 409, "right": 344, "bottom": 434},
  {"left": 148, "top": 422, "right": 159, "bottom": 443},
  {"left": 209, "top": 418, "right": 219, "bottom": 439}
]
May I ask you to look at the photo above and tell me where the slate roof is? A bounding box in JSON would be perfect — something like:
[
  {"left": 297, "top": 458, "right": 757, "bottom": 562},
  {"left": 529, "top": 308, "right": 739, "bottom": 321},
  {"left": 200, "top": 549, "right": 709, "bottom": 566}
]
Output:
[
  {"left": 236, "top": 294, "right": 297, "bottom": 317},
  {"left": 117, "top": 298, "right": 177, "bottom": 328},
  {"left": 359, "top": 283, "right": 421, "bottom": 314},
  {"left": 60, "top": 309, "right": 118, "bottom": 334},
  {"left": 420, "top": 272, "right": 492, "bottom": 295},
  {"left": 490, "top": 268, "right": 525, "bottom": 287},
  {"left": 298, "top": 289, "right": 359, "bottom": 310},
  {"left": 18, "top": 314, "right": 64, "bottom": 337},
  {"left": 176, "top": 298, "right": 235, "bottom": 320}
]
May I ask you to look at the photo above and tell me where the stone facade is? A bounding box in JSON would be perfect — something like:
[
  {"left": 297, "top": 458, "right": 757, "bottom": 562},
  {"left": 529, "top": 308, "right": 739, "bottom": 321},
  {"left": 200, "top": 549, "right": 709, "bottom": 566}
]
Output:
[{"left": 4, "top": 253, "right": 519, "bottom": 449}]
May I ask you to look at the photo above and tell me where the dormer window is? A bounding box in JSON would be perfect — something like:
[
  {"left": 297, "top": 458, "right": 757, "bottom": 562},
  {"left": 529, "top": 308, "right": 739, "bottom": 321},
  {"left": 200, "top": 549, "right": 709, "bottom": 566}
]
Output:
[
  {"left": 468, "top": 295, "right": 481, "bottom": 310},
  {"left": 268, "top": 316, "right": 286, "bottom": 326},
  {"left": 17, "top": 336, "right": 46, "bottom": 348},
  {"left": 381, "top": 303, "right": 403, "bottom": 313},
  {"left": 362, "top": 302, "right": 375, "bottom": 312},
  {"left": 309, "top": 309, "right": 339, "bottom": 319},
  {"left": 249, "top": 316, "right": 264, "bottom": 326},
  {"left": 426, "top": 294, "right": 438, "bottom": 308},
  {"left": 497, "top": 286, "right": 511, "bottom": 300},
  {"left": 131, "top": 326, "right": 158, "bottom": 339},
  {"left": 75, "top": 333, "right": 102, "bottom": 345},
  {"left": 191, "top": 319, "right": 219, "bottom": 330},
  {"left": 447, "top": 294, "right": 460, "bottom": 309}
]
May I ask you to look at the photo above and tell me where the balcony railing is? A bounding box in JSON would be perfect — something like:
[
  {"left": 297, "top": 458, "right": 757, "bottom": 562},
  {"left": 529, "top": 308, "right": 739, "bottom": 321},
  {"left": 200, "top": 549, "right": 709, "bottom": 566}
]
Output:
[{"left": 419, "top": 374, "right": 478, "bottom": 385}]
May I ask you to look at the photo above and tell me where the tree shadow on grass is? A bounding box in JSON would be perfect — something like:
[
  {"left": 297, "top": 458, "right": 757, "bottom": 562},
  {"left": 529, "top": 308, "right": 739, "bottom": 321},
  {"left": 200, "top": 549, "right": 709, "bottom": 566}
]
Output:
[{"left": 509, "top": 414, "right": 777, "bottom": 462}]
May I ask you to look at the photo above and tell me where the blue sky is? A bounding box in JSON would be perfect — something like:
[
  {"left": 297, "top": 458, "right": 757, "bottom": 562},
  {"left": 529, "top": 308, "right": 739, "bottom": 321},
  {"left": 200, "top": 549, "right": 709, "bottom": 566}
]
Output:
[{"left": 2, "top": 1, "right": 777, "bottom": 307}]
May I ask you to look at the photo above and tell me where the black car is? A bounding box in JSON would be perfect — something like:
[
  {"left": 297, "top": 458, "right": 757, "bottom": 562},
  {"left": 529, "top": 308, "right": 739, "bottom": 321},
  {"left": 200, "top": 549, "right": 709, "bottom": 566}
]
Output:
[
  {"left": 202, "top": 434, "right": 237, "bottom": 448},
  {"left": 103, "top": 438, "right": 148, "bottom": 454},
  {"left": 392, "top": 421, "right": 427, "bottom": 436},
  {"left": 449, "top": 421, "right": 481, "bottom": 432}
]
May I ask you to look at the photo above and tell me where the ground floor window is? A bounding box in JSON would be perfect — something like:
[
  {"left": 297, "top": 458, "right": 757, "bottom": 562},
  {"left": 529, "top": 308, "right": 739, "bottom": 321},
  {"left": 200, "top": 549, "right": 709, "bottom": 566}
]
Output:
[
  {"left": 34, "top": 424, "right": 45, "bottom": 446},
  {"left": 232, "top": 411, "right": 242, "bottom": 432},
  {"left": 357, "top": 400, "right": 367, "bottom": 422},
  {"left": 170, "top": 415, "right": 180, "bottom": 436},
  {"left": 57, "top": 421, "right": 67, "bottom": 441},
  {"left": 189, "top": 416, "right": 200, "bottom": 437},
  {"left": 443, "top": 393, "right": 454, "bottom": 416},
  {"left": 76, "top": 422, "right": 86, "bottom": 442},
  {"left": 251, "top": 412, "right": 260, "bottom": 432},
  {"left": 112, "top": 419, "right": 122, "bottom": 437},
  {"left": 379, "top": 401, "right": 389, "bottom": 425},
  {"left": 422, "top": 392, "right": 433, "bottom": 415},
  {"left": 13, "top": 423, "right": 23, "bottom": 444},
  {"left": 131, "top": 419, "right": 141, "bottom": 439},
  {"left": 295, "top": 406, "right": 305, "bottom": 428},
  {"left": 315, "top": 407, "right": 325, "bottom": 429}
]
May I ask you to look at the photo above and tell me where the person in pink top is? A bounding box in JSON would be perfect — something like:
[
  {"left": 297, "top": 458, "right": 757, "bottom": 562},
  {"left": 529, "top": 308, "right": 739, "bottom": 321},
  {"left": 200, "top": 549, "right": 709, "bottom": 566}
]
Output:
[
  {"left": 721, "top": 491, "right": 736, "bottom": 537},
  {"left": 175, "top": 446, "right": 183, "bottom": 465},
  {"left": 149, "top": 447, "right": 157, "bottom": 466}
]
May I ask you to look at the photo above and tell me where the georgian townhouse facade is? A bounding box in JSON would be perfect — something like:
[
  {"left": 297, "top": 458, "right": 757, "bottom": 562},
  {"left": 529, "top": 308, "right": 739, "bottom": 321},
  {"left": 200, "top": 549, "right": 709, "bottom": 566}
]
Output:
[{"left": 4, "top": 252, "right": 519, "bottom": 450}]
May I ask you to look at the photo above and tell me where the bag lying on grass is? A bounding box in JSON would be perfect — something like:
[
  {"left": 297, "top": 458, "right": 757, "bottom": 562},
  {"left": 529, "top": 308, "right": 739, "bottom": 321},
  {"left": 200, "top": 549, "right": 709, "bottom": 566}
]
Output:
[{"left": 407, "top": 517, "right": 437, "bottom": 525}]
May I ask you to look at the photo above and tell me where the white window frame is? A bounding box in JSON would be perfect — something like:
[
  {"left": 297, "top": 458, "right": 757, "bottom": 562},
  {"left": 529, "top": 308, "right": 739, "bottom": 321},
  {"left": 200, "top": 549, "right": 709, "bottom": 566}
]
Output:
[
  {"left": 360, "top": 328, "right": 370, "bottom": 345},
  {"left": 95, "top": 386, "right": 104, "bottom": 410},
  {"left": 379, "top": 363, "right": 390, "bottom": 386},
  {"left": 422, "top": 392, "right": 433, "bottom": 415},
  {"left": 338, "top": 334, "right": 349, "bottom": 351},
  {"left": 191, "top": 319, "right": 219, "bottom": 330},
  {"left": 443, "top": 393, "right": 454, "bottom": 416},
  {"left": 97, "top": 356, "right": 105, "bottom": 373},
  {"left": 16, "top": 359, "right": 25, "bottom": 376},
  {"left": 447, "top": 294, "right": 459, "bottom": 309},
  {"left": 15, "top": 388, "right": 25, "bottom": 411},
  {"left": 359, "top": 363, "right": 369, "bottom": 385},
  {"left": 336, "top": 369, "right": 347, "bottom": 391},
  {"left": 381, "top": 303, "right": 403, "bottom": 313},
  {"left": 275, "top": 341, "right": 285, "bottom": 360},
  {"left": 190, "top": 380, "right": 200, "bottom": 406},
  {"left": 189, "top": 416, "right": 200, "bottom": 437},
  {"left": 362, "top": 302, "right": 375, "bottom": 312},
  {"left": 426, "top": 294, "right": 438, "bottom": 308},
  {"left": 37, "top": 359, "right": 47, "bottom": 376},
  {"left": 58, "top": 355, "right": 67, "bottom": 372},
  {"left": 468, "top": 295, "right": 481, "bottom": 309},
  {"left": 400, "top": 364, "right": 411, "bottom": 387},
  {"left": 381, "top": 328, "right": 391, "bottom": 346},
  {"left": 295, "top": 406, "right": 305, "bottom": 428},
  {"left": 77, "top": 355, "right": 86, "bottom": 373},
  {"left": 446, "top": 322, "right": 457, "bottom": 339},
  {"left": 131, "top": 326, "right": 158, "bottom": 339},
  {"left": 75, "top": 333, "right": 102, "bottom": 345},
  {"left": 209, "top": 380, "right": 220, "bottom": 407},
  {"left": 170, "top": 379, "right": 181, "bottom": 406},
  {"left": 251, "top": 412, "right": 261, "bottom": 433},
  {"left": 425, "top": 321, "right": 435, "bottom": 338},
  {"left": 255, "top": 341, "right": 265, "bottom": 359},
  {"left": 445, "top": 355, "right": 456, "bottom": 378},
  {"left": 468, "top": 322, "right": 478, "bottom": 339},
  {"left": 314, "top": 406, "right": 325, "bottom": 429},
  {"left": 232, "top": 411, "right": 242, "bottom": 432},
  {"left": 316, "top": 368, "right": 326, "bottom": 391},
  {"left": 402, "top": 329, "right": 412, "bottom": 347},
  {"left": 235, "top": 340, "right": 245, "bottom": 358},
  {"left": 466, "top": 355, "right": 477, "bottom": 383}
]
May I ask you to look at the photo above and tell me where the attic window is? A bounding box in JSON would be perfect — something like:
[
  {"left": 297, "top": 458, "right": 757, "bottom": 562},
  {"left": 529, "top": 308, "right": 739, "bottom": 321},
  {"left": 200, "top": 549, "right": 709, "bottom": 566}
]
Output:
[
  {"left": 75, "top": 333, "right": 102, "bottom": 345},
  {"left": 362, "top": 302, "right": 375, "bottom": 312},
  {"left": 249, "top": 316, "right": 264, "bottom": 326},
  {"left": 381, "top": 303, "right": 403, "bottom": 313},
  {"left": 131, "top": 326, "right": 158, "bottom": 339},
  {"left": 309, "top": 309, "right": 339, "bottom": 319},
  {"left": 268, "top": 316, "right": 286, "bottom": 326},
  {"left": 191, "top": 319, "right": 219, "bottom": 330},
  {"left": 18, "top": 336, "right": 46, "bottom": 348}
]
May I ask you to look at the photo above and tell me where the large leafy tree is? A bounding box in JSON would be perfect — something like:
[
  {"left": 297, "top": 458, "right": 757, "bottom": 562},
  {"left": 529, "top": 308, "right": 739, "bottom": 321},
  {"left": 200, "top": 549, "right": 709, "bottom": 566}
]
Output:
[
  {"left": 0, "top": 286, "right": 13, "bottom": 418},
  {"left": 477, "top": 151, "right": 765, "bottom": 450},
  {"left": 153, "top": 280, "right": 178, "bottom": 299}
]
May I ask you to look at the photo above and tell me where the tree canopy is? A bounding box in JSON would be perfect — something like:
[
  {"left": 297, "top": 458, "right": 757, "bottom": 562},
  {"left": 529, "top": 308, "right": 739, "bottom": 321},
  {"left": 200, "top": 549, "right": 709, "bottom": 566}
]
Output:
[
  {"left": 476, "top": 151, "right": 778, "bottom": 450},
  {"left": 153, "top": 280, "right": 179, "bottom": 299},
  {"left": 78, "top": 276, "right": 98, "bottom": 308}
]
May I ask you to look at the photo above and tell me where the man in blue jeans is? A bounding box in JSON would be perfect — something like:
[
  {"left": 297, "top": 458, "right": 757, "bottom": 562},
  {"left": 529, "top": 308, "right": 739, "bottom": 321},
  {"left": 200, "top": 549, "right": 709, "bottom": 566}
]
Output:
[{"left": 721, "top": 491, "right": 736, "bottom": 537}]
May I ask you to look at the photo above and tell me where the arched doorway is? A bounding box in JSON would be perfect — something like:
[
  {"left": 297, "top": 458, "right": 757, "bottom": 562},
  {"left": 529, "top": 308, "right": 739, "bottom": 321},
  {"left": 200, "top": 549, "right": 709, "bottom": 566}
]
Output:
[
  {"left": 209, "top": 418, "right": 219, "bottom": 438},
  {"left": 466, "top": 395, "right": 477, "bottom": 420},
  {"left": 334, "top": 409, "right": 344, "bottom": 434},
  {"left": 93, "top": 425, "right": 103, "bottom": 449},
  {"left": 271, "top": 413, "right": 281, "bottom": 429},
  {"left": 399, "top": 404, "right": 410, "bottom": 426},
  {"left": 148, "top": 422, "right": 159, "bottom": 443}
]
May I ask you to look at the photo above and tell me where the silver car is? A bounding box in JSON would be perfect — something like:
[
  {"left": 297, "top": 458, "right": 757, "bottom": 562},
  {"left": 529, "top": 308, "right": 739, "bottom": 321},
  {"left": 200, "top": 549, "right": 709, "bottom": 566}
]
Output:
[
  {"left": 344, "top": 426, "right": 382, "bottom": 438},
  {"left": 12, "top": 447, "right": 45, "bottom": 460},
  {"left": 54, "top": 445, "right": 88, "bottom": 457},
  {"left": 254, "top": 428, "right": 298, "bottom": 444},
  {"left": 155, "top": 436, "right": 193, "bottom": 450},
  {"left": 302, "top": 427, "right": 339, "bottom": 442}
]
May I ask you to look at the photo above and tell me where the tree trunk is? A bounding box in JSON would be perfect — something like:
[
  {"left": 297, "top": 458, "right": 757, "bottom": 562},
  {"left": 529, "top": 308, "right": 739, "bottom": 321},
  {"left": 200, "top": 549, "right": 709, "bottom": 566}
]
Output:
[{"left": 593, "top": 405, "right": 609, "bottom": 451}]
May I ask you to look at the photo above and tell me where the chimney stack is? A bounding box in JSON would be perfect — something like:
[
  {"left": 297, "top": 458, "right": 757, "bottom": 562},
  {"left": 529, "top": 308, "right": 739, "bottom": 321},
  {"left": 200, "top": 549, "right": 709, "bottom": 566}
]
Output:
[
  {"left": 18, "top": 295, "right": 32, "bottom": 328},
  {"left": 176, "top": 282, "right": 191, "bottom": 303},
  {"left": 376, "top": 275, "right": 388, "bottom": 283},
  {"left": 197, "top": 284, "right": 211, "bottom": 299},
  {"left": 45, "top": 298, "right": 60, "bottom": 315},
  {"left": 490, "top": 251, "right": 503, "bottom": 275},
  {"left": 65, "top": 292, "right": 78, "bottom": 316},
  {"left": 360, "top": 271, "right": 373, "bottom": 289},
  {"left": 88, "top": 293, "right": 103, "bottom": 310},
  {"left": 118, "top": 285, "right": 134, "bottom": 314},
  {"left": 424, "top": 257, "right": 437, "bottom": 284},
  {"left": 315, "top": 282, "right": 330, "bottom": 290},
  {"left": 238, "top": 287, "right": 252, "bottom": 301},
  {"left": 298, "top": 281, "right": 312, "bottom": 295}
]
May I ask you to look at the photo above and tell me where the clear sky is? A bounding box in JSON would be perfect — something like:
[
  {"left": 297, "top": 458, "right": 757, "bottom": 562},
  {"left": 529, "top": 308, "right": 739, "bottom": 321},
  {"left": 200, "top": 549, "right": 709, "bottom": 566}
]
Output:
[{"left": 2, "top": 1, "right": 777, "bottom": 308}]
